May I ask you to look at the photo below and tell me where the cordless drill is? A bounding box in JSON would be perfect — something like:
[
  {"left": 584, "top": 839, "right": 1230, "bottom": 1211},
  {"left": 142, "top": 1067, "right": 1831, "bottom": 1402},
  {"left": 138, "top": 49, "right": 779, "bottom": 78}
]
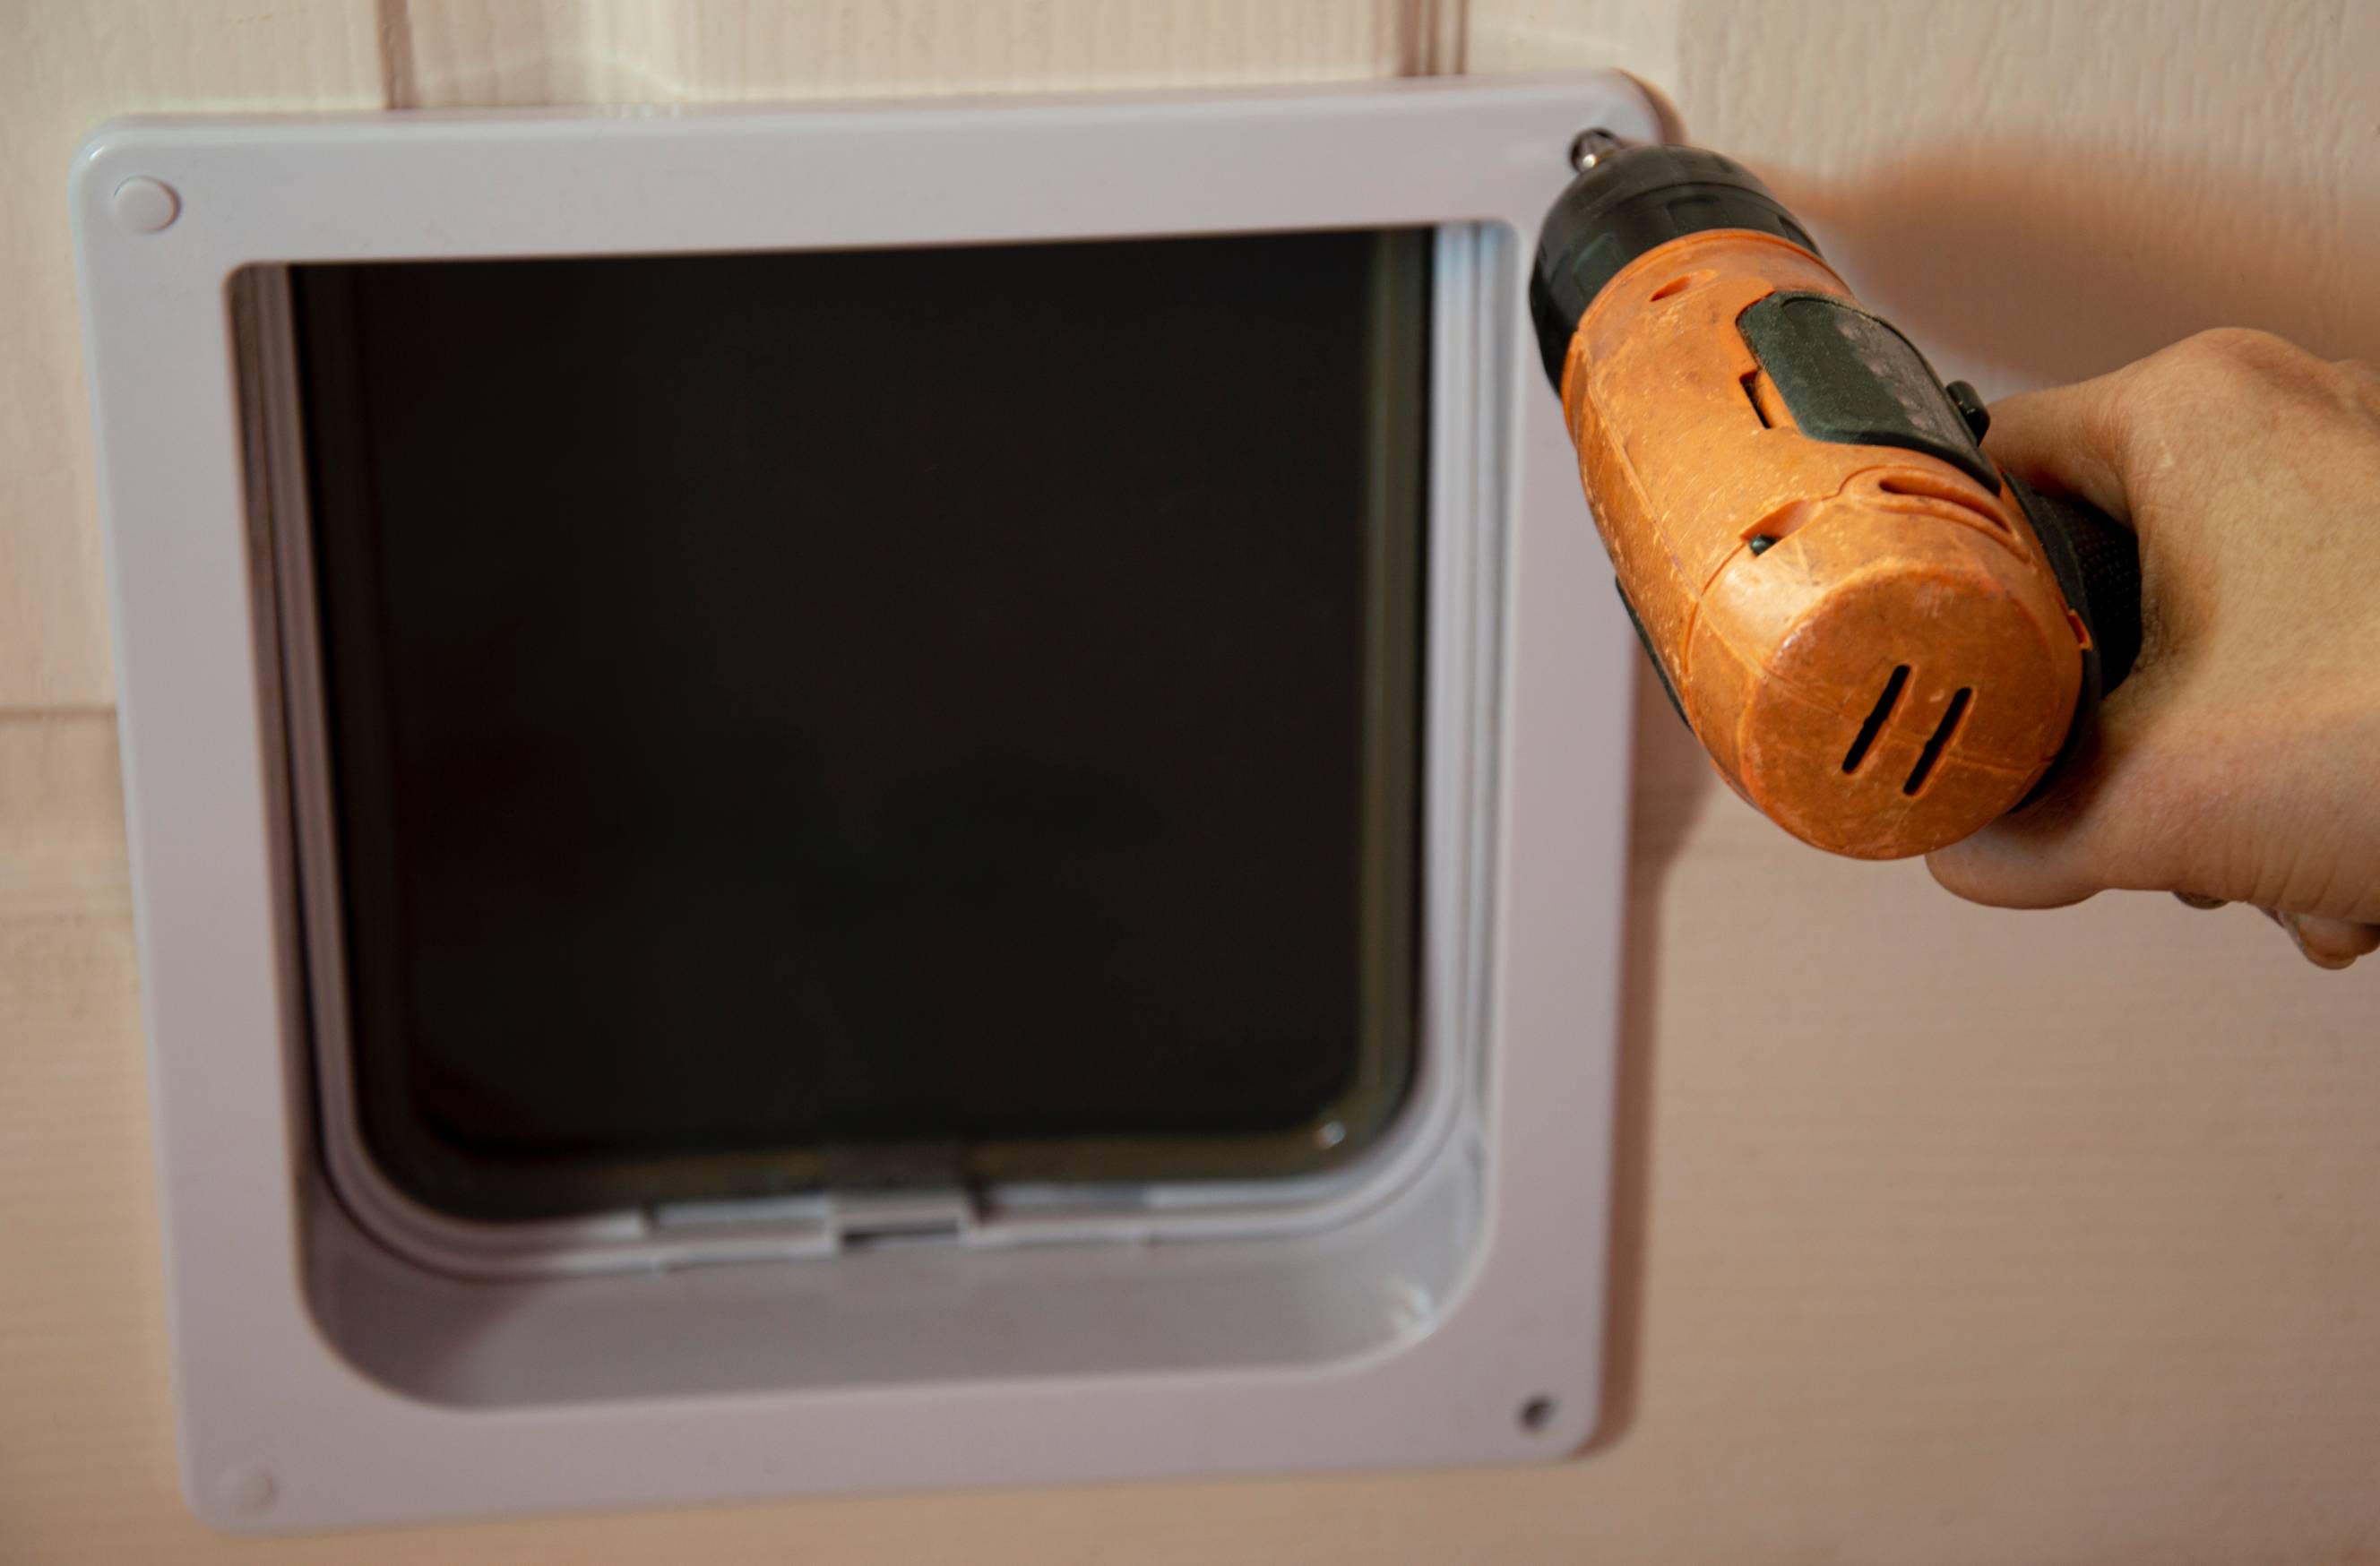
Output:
[{"left": 1532, "top": 133, "right": 2142, "bottom": 859}]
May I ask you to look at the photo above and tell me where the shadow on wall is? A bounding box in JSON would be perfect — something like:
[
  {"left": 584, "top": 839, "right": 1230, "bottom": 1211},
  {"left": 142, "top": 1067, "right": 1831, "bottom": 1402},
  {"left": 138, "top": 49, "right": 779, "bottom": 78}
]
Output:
[
  {"left": 1572, "top": 124, "right": 2380, "bottom": 1462},
  {"left": 1581, "top": 660, "right": 1718, "bottom": 1456},
  {"left": 1771, "top": 138, "right": 2380, "bottom": 391}
]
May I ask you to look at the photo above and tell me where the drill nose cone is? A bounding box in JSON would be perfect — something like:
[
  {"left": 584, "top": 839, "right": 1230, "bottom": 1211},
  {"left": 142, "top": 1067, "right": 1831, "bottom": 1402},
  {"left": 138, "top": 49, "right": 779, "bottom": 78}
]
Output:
[
  {"left": 1567, "top": 127, "right": 1634, "bottom": 173},
  {"left": 1530, "top": 142, "right": 1818, "bottom": 391}
]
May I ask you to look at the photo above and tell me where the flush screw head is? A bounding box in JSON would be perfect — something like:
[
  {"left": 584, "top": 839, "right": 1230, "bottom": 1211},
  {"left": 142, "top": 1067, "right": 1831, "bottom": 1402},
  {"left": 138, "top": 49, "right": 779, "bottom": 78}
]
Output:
[
  {"left": 111, "top": 176, "right": 179, "bottom": 234},
  {"left": 215, "top": 1463, "right": 276, "bottom": 1515}
]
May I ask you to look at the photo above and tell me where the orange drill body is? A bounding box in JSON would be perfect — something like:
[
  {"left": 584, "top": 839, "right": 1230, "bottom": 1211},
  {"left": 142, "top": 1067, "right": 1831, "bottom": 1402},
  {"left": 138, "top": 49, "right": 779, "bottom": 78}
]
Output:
[
  {"left": 1560, "top": 231, "right": 2082, "bottom": 858},
  {"left": 1532, "top": 140, "right": 2137, "bottom": 861}
]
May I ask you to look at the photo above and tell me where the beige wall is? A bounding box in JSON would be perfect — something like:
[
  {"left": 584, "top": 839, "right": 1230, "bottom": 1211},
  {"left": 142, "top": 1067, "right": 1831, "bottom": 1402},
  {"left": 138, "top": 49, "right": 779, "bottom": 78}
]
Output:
[
  {"left": 1477, "top": 0, "right": 2380, "bottom": 393},
  {"left": 4, "top": 2, "right": 2376, "bottom": 1561}
]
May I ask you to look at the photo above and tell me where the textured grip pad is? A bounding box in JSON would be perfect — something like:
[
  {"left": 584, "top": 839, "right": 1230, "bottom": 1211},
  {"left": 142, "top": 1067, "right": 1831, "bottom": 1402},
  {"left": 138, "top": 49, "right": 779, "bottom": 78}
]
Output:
[
  {"left": 2018, "top": 481, "right": 2143, "bottom": 692},
  {"left": 2008, "top": 476, "right": 2143, "bottom": 804}
]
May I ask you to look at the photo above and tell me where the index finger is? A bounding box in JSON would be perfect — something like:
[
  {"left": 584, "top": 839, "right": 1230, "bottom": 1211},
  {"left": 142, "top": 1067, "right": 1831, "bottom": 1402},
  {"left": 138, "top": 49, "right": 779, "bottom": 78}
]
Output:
[{"left": 1982, "top": 372, "right": 2138, "bottom": 527}]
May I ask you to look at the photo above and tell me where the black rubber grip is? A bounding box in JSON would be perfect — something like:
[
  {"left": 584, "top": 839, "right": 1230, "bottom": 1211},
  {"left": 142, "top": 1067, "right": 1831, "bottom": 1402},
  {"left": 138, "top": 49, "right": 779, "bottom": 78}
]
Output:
[
  {"left": 1531, "top": 144, "right": 1817, "bottom": 389},
  {"left": 1738, "top": 292, "right": 2000, "bottom": 492},
  {"left": 2008, "top": 476, "right": 2143, "bottom": 802}
]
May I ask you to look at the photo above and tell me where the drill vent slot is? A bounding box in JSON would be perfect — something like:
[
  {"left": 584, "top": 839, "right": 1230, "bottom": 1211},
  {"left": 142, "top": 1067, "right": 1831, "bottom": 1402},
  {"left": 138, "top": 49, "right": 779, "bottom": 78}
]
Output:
[
  {"left": 1876, "top": 473, "right": 2008, "bottom": 533},
  {"left": 1841, "top": 666, "right": 1909, "bottom": 774},
  {"left": 1903, "top": 688, "right": 1972, "bottom": 795},
  {"left": 1741, "top": 370, "right": 1772, "bottom": 428}
]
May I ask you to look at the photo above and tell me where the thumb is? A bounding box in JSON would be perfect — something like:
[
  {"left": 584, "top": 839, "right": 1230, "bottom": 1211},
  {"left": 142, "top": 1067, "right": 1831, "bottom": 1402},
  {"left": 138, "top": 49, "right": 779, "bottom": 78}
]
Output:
[
  {"left": 1925, "top": 779, "right": 2108, "bottom": 909},
  {"left": 1929, "top": 365, "right": 2159, "bottom": 908},
  {"left": 1982, "top": 374, "right": 2138, "bottom": 528}
]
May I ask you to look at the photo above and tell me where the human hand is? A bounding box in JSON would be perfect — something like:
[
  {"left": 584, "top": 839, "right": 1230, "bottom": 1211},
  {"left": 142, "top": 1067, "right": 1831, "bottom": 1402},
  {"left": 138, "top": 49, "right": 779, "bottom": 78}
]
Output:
[{"left": 1926, "top": 329, "right": 2380, "bottom": 969}]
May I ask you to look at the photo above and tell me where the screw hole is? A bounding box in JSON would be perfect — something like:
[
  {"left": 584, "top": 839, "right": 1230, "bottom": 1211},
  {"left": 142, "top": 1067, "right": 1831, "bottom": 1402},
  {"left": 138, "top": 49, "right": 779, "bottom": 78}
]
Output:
[{"left": 1519, "top": 1395, "right": 1558, "bottom": 1433}]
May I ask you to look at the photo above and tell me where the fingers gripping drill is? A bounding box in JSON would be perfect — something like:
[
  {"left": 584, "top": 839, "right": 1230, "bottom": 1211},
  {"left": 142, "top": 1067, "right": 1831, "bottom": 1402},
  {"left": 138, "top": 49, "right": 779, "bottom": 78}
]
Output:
[{"left": 1532, "top": 132, "right": 2143, "bottom": 860}]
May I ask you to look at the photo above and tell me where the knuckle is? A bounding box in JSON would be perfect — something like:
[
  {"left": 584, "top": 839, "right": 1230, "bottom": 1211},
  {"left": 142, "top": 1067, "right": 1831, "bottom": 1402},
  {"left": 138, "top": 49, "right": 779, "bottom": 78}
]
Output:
[
  {"left": 2118, "top": 329, "right": 2343, "bottom": 455},
  {"left": 2282, "top": 914, "right": 2377, "bottom": 970},
  {"left": 2175, "top": 325, "right": 2302, "bottom": 370},
  {"left": 2330, "top": 358, "right": 2380, "bottom": 419},
  {"left": 2155, "top": 327, "right": 2324, "bottom": 395}
]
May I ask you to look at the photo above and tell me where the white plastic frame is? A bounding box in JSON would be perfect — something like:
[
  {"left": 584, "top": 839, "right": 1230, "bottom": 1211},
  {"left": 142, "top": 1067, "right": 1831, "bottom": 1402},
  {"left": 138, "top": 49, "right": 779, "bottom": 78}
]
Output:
[
  {"left": 73, "top": 74, "right": 1655, "bottom": 1533},
  {"left": 260, "top": 227, "right": 1483, "bottom": 1280}
]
